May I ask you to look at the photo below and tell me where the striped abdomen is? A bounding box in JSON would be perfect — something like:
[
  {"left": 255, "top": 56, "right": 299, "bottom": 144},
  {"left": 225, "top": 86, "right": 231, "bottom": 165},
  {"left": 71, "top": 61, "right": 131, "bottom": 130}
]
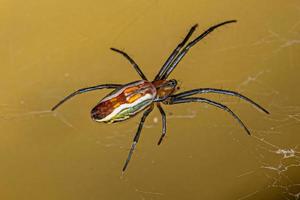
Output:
[{"left": 91, "top": 80, "right": 157, "bottom": 123}]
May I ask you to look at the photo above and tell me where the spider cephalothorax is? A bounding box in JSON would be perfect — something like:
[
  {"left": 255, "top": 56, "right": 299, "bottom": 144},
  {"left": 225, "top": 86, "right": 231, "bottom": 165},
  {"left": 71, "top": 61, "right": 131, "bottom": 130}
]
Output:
[
  {"left": 153, "top": 79, "right": 178, "bottom": 101},
  {"left": 52, "top": 20, "right": 269, "bottom": 171}
]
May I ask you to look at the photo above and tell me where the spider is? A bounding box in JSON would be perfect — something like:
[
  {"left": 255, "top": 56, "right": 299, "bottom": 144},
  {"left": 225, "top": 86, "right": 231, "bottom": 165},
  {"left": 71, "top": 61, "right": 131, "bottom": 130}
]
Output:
[{"left": 51, "top": 20, "right": 269, "bottom": 171}]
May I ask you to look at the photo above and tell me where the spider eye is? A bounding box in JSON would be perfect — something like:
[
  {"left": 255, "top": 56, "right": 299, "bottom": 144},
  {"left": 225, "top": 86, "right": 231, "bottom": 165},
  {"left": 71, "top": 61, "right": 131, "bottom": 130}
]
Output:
[{"left": 169, "top": 79, "right": 177, "bottom": 86}]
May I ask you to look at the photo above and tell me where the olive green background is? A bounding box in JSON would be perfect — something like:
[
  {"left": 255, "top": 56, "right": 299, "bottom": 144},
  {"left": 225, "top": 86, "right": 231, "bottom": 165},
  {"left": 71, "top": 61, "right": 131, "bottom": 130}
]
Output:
[{"left": 1, "top": 0, "right": 299, "bottom": 199}]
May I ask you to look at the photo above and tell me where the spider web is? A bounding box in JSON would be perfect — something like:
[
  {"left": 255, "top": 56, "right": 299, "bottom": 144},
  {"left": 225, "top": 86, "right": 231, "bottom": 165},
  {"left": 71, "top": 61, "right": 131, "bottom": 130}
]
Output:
[
  {"left": 1, "top": 10, "right": 299, "bottom": 200},
  {"left": 124, "top": 26, "right": 300, "bottom": 199}
]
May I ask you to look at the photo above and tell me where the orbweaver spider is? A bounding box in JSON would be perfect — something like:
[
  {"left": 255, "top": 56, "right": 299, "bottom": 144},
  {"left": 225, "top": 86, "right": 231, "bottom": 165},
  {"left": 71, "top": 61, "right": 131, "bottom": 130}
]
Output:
[{"left": 52, "top": 20, "right": 269, "bottom": 171}]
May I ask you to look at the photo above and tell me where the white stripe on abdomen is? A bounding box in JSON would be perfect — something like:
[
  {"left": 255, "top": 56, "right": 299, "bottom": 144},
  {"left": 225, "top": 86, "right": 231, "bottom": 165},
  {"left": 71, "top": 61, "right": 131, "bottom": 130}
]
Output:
[{"left": 95, "top": 93, "right": 153, "bottom": 122}]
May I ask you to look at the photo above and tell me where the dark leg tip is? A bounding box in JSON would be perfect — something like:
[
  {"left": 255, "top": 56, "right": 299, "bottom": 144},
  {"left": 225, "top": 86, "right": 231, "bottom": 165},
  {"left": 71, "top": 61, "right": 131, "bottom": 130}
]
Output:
[
  {"left": 192, "top": 24, "right": 198, "bottom": 29},
  {"left": 245, "top": 129, "right": 251, "bottom": 136},
  {"left": 157, "top": 137, "right": 164, "bottom": 145},
  {"left": 261, "top": 108, "right": 270, "bottom": 115},
  {"left": 110, "top": 47, "right": 120, "bottom": 52},
  {"left": 228, "top": 19, "right": 237, "bottom": 23}
]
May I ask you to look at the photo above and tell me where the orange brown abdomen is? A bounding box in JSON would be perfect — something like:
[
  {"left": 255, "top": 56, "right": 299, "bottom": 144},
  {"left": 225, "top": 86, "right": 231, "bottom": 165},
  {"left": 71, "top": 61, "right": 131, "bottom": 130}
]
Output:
[{"left": 91, "top": 80, "right": 157, "bottom": 123}]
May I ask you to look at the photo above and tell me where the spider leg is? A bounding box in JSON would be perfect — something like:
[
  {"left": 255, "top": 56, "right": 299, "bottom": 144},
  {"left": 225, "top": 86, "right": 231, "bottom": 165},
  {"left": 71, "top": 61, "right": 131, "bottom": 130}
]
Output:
[
  {"left": 154, "top": 24, "right": 198, "bottom": 81},
  {"left": 161, "top": 20, "right": 237, "bottom": 80},
  {"left": 168, "top": 97, "right": 250, "bottom": 135},
  {"left": 51, "top": 84, "right": 121, "bottom": 111},
  {"left": 110, "top": 48, "right": 148, "bottom": 80},
  {"left": 122, "top": 105, "right": 154, "bottom": 172},
  {"left": 171, "top": 88, "right": 269, "bottom": 114},
  {"left": 156, "top": 103, "right": 167, "bottom": 145}
]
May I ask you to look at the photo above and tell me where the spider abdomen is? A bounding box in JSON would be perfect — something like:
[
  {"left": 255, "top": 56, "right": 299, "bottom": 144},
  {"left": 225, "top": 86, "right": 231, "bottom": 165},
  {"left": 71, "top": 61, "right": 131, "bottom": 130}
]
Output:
[{"left": 91, "top": 80, "right": 157, "bottom": 123}]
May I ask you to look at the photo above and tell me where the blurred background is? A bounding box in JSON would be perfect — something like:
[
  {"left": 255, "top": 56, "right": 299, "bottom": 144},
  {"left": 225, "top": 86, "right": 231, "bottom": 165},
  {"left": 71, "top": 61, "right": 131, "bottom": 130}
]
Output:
[{"left": 1, "top": 0, "right": 299, "bottom": 199}]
